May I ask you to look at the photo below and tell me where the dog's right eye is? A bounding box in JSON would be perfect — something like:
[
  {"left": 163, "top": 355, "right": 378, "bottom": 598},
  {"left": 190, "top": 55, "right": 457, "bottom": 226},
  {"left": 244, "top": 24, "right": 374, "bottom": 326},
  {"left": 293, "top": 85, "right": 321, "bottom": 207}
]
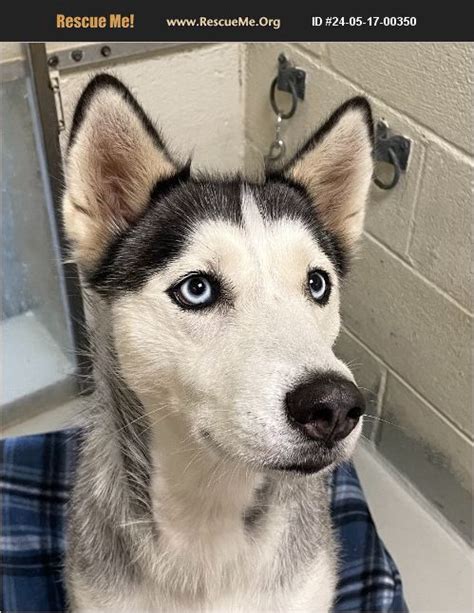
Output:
[{"left": 168, "top": 274, "right": 219, "bottom": 310}]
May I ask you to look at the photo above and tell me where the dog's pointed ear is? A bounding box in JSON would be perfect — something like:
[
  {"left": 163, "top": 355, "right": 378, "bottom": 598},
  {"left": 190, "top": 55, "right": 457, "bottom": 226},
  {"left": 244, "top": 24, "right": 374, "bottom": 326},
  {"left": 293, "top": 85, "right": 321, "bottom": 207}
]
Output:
[
  {"left": 281, "top": 97, "right": 374, "bottom": 251},
  {"left": 63, "top": 74, "right": 185, "bottom": 270}
]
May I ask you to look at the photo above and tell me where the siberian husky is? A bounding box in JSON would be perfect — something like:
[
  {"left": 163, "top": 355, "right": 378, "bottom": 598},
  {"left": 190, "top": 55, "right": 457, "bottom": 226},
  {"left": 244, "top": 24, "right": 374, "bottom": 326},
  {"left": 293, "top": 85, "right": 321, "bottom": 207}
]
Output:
[{"left": 63, "top": 74, "right": 374, "bottom": 612}]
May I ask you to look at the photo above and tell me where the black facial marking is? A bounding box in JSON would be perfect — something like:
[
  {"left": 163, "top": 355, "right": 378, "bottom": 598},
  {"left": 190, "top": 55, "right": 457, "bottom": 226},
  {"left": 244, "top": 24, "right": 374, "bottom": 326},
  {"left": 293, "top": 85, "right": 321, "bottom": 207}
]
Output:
[
  {"left": 88, "top": 177, "right": 349, "bottom": 296},
  {"left": 72, "top": 78, "right": 360, "bottom": 297},
  {"left": 150, "top": 163, "right": 191, "bottom": 201},
  {"left": 243, "top": 477, "right": 274, "bottom": 531},
  {"left": 259, "top": 177, "right": 350, "bottom": 276},
  {"left": 89, "top": 178, "right": 242, "bottom": 295}
]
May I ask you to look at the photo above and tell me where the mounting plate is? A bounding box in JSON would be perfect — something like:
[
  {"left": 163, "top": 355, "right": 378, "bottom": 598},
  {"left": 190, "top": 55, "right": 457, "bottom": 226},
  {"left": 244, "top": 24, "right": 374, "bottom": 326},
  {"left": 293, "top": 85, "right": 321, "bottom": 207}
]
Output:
[
  {"left": 374, "top": 121, "right": 411, "bottom": 171},
  {"left": 276, "top": 53, "right": 306, "bottom": 100}
]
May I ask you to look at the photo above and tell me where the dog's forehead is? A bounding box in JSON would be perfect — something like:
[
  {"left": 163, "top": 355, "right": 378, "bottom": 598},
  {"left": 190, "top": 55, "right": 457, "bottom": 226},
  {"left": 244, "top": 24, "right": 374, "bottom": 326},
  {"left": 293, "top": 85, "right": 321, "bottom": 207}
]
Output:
[
  {"left": 89, "top": 178, "right": 346, "bottom": 295},
  {"left": 169, "top": 187, "right": 335, "bottom": 281}
]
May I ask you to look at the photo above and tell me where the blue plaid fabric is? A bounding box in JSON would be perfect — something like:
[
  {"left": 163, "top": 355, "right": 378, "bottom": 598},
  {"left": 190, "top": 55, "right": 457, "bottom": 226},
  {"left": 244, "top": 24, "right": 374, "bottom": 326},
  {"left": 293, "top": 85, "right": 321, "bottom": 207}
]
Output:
[{"left": 1, "top": 430, "right": 407, "bottom": 612}]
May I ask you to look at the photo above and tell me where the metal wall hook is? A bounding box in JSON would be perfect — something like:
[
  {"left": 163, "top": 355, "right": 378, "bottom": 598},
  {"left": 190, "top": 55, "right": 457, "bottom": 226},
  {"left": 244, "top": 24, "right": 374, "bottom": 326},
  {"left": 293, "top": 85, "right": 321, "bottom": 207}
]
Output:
[
  {"left": 373, "top": 147, "right": 401, "bottom": 190},
  {"left": 269, "top": 53, "right": 306, "bottom": 120},
  {"left": 270, "top": 77, "right": 298, "bottom": 119},
  {"left": 373, "top": 120, "right": 411, "bottom": 190},
  {"left": 266, "top": 54, "right": 306, "bottom": 164}
]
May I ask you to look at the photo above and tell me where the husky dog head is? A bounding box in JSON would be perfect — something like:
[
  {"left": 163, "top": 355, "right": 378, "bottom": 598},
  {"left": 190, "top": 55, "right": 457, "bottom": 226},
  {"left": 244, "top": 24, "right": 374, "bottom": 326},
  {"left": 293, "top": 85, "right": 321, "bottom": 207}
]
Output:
[{"left": 64, "top": 75, "right": 373, "bottom": 474}]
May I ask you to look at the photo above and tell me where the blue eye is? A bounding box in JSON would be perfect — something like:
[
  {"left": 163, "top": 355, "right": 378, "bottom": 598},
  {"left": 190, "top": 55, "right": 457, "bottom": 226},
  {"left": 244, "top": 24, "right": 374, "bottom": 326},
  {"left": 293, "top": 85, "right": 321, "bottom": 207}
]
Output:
[
  {"left": 308, "top": 270, "right": 330, "bottom": 304},
  {"left": 170, "top": 274, "right": 218, "bottom": 309}
]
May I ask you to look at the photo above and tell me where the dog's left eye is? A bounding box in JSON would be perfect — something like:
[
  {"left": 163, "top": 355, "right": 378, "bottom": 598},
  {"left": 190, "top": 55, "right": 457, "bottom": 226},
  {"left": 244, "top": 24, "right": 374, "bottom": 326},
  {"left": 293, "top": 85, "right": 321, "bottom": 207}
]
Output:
[
  {"left": 308, "top": 270, "right": 331, "bottom": 304},
  {"left": 169, "top": 274, "right": 218, "bottom": 309}
]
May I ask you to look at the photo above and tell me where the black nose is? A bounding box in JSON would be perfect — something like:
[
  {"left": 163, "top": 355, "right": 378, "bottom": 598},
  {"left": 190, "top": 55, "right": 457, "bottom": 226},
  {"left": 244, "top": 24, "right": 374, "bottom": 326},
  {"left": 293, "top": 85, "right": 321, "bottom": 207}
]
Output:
[{"left": 285, "top": 374, "right": 364, "bottom": 445}]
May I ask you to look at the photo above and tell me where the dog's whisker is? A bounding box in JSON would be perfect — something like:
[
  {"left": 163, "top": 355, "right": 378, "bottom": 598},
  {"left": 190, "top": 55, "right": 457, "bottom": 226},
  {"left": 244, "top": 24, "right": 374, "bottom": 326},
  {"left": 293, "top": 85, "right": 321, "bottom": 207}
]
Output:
[
  {"left": 358, "top": 432, "right": 373, "bottom": 444},
  {"left": 362, "top": 414, "right": 408, "bottom": 434},
  {"left": 116, "top": 405, "right": 178, "bottom": 435}
]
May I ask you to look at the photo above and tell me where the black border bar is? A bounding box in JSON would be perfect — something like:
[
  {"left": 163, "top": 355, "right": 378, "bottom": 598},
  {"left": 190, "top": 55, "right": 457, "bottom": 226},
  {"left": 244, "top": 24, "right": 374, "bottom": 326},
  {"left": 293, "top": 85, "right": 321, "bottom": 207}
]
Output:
[{"left": 1, "top": 3, "right": 473, "bottom": 42}]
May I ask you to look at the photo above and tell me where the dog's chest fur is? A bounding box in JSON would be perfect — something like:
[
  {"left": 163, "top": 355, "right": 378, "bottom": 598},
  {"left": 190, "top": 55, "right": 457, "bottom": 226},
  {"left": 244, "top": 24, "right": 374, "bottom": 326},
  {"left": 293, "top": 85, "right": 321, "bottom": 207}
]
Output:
[
  {"left": 69, "top": 413, "right": 336, "bottom": 612},
  {"left": 148, "top": 433, "right": 336, "bottom": 610}
]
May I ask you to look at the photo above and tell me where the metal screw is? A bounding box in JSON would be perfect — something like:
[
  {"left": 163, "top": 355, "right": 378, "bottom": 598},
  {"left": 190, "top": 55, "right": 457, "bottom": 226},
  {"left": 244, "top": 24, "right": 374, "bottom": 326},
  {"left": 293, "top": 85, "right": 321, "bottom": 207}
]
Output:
[
  {"left": 47, "top": 55, "right": 59, "bottom": 68},
  {"left": 71, "top": 49, "right": 83, "bottom": 62},
  {"left": 101, "top": 45, "right": 112, "bottom": 58}
]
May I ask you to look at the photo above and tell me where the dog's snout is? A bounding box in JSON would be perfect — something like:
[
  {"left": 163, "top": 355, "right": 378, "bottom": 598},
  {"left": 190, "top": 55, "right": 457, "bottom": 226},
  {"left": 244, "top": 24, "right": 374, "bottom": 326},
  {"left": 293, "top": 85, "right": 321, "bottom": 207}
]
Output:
[{"left": 285, "top": 374, "right": 364, "bottom": 445}]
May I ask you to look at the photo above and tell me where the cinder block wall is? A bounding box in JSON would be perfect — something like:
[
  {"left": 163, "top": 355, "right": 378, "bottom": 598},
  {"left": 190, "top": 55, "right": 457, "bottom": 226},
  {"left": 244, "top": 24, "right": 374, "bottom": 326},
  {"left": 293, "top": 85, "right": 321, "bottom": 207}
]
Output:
[{"left": 243, "top": 43, "right": 473, "bottom": 543}]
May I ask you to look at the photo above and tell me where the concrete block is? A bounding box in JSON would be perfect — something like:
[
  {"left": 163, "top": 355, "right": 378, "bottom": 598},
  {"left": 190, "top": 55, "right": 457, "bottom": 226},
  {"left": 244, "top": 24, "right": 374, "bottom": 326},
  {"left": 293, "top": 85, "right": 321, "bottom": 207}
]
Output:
[
  {"left": 328, "top": 43, "right": 473, "bottom": 153},
  {"left": 376, "top": 373, "right": 473, "bottom": 543},
  {"left": 364, "top": 100, "right": 427, "bottom": 257},
  {"left": 408, "top": 145, "right": 472, "bottom": 310},
  {"left": 295, "top": 43, "right": 324, "bottom": 58},
  {"left": 341, "top": 236, "right": 472, "bottom": 436}
]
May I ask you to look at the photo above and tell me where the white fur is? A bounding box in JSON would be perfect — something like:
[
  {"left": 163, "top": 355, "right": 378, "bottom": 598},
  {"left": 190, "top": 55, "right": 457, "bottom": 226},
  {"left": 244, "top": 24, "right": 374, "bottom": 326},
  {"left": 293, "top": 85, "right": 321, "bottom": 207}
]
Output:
[
  {"left": 85, "top": 190, "right": 359, "bottom": 612},
  {"left": 113, "top": 191, "right": 355, "bottom": 468}
]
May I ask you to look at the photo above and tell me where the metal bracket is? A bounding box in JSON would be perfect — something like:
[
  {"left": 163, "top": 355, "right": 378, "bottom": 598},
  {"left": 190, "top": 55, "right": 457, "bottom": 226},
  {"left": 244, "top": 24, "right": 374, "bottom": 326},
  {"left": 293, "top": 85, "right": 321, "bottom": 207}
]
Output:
[
  {"left": 373, "top": 120, "right": 411, "bottom": 190},
  {"left": 46, "top": 42, "right": 191, "bottom": 73},
  {"left": 374, "top": 121, "right": 411, "bottom": 170},
  {"left": 270, "top": 54, "right": 306, "bottom": 121},
  {"left": 275, "top": 53, "right": 306, "bottom": 100},
  {"left": 49, "top": 69, "right": 65, "bottom": 133}
]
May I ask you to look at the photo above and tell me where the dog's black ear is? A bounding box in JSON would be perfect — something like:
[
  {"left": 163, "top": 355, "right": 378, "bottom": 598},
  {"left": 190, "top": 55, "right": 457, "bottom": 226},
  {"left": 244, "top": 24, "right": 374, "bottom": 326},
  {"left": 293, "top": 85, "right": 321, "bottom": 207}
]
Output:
[
  {"left": 281, "top": 97, "right": 374, "bottom": 250},
  {"left": 63, "top": 74, "right": 185, "bottom": 270}
]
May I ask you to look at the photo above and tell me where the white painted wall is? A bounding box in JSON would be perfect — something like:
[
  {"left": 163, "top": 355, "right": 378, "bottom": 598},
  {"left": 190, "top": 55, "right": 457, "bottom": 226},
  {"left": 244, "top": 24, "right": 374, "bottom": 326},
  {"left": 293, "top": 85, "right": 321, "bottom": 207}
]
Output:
[{"left": 54, "top": 44, "right": 246, "bottom": 174}]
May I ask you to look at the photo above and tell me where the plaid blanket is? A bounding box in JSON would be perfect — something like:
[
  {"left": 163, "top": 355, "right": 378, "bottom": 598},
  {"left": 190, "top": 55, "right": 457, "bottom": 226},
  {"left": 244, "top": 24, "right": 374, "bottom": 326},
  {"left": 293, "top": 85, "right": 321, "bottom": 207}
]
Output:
[{"left": 1, "top": 430, "right": 407, "bottom": 612}]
